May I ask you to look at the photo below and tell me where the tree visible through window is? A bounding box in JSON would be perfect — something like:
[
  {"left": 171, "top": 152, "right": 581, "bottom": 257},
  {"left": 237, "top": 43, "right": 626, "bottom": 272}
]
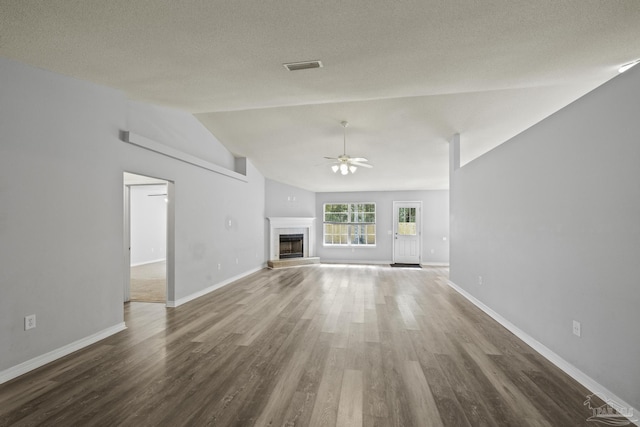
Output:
[
  {"left": 324, "top": 203, "right": 376, "bottom": 246},
  {"left": 398, "top": 207, "right": 417, "bottom": 235}
]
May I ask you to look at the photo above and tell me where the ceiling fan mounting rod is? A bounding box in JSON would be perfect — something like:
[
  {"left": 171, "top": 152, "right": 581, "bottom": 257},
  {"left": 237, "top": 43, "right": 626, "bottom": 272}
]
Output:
[{"left": 341, "top": 120, "right": 348, "bottom": 156}]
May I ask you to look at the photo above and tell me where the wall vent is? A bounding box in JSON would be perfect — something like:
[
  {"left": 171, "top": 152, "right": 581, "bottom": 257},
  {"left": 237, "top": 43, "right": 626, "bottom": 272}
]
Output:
[{"left": 283, "top": 60, "right": 323, "bottom": 71}]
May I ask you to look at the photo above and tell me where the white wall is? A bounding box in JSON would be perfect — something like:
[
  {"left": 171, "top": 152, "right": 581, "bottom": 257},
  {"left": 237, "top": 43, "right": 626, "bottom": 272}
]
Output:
[
  {"left": 0, "top": 56, "right": 266, "bottom": 379},
  {"left": 128, "top": 101, "right": 236, "bottom": 171},
  {"left": 450, "top": 66, "right": 640, "bottom": 410},
  {"left": 265, "top": 179, "right": 317, "bottom": 259},
  {"left": 265, "top": 179, "right": 316, "bottom": 218},
  {"left": 124, "top": 101, "right": 266, "bottom": 303},
  {"left": 316, "top": 190, "right": 449, "bottom": 264},
  {"left": 130, "top": 184, "right": 167, "bottom": 266},
  {"left": 0, "top": 57, "right": 126, "bottom": 373}
]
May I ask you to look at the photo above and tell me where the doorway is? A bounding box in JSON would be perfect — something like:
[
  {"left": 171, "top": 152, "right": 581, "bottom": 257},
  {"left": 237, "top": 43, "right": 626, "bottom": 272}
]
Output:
[
  {"left": 393, "top": 201, "right": 422, "bottom": 264},
  {"left": 123, "top": 172, "right": 174, "bottom": 306}
]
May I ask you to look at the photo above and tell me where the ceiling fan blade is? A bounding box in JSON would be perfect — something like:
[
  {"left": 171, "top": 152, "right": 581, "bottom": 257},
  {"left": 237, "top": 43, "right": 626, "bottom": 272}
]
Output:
[
  {"left": 350, "top": 157, "right": 368, "bottom": 162},
  {"left": 351, "top": 161, "right": 373, "bottom": 168},
  {"left": 324, "top": 156, "right": 339, "bottom": 160}
]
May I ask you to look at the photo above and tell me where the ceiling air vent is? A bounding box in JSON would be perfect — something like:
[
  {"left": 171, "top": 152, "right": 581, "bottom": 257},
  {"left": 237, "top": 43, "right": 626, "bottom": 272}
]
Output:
[{"left": 283, "top": 60, "right": 323, "bottom": 71}]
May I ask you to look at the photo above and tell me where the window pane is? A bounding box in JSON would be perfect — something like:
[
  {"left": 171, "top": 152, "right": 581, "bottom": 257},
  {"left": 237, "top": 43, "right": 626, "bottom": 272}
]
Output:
[
  {"left": 350, "top": 203, "right": 375, "bottom": 223},
  {"left": 366, "top": 224, "right": 376, "bottom": 245},
  {"left": 326, "top": 203, "right": 348, "bottom": 212},
  {"left": 351, "top": 225, "right": 360, "bottom": 244},
  {"left": 398, "top": 223, "right": 416, "bottom": 235},
  {"left": 324, "top": 204, "right": 349, "bottom": 223},
  {"left": 398, "top": 207, "right": 416, "bottom": 235},
  {"left": 325, "top": 213, "right": 348, "bottom": 223}
]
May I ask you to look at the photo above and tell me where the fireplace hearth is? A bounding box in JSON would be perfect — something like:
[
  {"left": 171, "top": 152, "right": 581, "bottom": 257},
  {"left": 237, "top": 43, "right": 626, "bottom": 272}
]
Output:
[{"left": 279, "top": 234, "right": 304, "bottom": 259}]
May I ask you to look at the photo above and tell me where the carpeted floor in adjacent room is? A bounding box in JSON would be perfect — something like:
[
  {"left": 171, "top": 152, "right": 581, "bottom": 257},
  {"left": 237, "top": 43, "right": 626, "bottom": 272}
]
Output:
[{"left": 130, "top": 260, "right": 166, "bottom": 303}]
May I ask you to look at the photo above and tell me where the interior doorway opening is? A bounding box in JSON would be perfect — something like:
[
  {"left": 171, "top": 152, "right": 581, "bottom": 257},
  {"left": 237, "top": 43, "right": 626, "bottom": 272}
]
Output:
[{"left": 123, "top": 172, "right": 174, "bottom": 306}]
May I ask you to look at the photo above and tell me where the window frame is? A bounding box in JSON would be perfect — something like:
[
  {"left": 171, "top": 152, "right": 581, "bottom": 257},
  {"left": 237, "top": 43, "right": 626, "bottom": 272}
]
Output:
[{"left": 323, "top": 202, "right": 376, "bottom": 247}]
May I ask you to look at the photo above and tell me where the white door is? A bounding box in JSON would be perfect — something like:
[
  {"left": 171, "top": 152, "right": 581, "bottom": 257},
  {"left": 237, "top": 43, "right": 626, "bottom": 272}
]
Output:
[{"left": 393, "top": 201, "right": 421, "bottom": 264}]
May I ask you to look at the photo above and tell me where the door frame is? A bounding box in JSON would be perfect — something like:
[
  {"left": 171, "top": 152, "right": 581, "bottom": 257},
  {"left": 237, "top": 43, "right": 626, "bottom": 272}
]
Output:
[
  {"left": 123, "top": 185, "right": 131, "bottom": 302},
  {"left": 392, "top": 201, "right": 422, "bottom": 264},
  {"left": 123, "top": 173, "right": 175, "bottom": 307}
]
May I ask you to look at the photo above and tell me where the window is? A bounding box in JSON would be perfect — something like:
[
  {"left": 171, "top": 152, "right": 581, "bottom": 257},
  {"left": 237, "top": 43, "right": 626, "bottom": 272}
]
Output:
[
  {"left": 397, "top": 207, "right": 417, "bottom": 235},
  {"left": 323, "top": 203, "right": 376, "bottom": 246}
]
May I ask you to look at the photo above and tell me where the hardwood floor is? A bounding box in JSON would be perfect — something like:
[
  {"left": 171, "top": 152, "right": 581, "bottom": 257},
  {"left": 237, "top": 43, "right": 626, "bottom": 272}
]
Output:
[{"left": 0, "top": 265, "right": 607, "bottom": 426}]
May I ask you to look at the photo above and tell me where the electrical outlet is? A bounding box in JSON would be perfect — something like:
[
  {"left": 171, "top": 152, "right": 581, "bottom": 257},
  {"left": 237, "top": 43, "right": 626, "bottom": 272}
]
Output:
[
  {"left": 235, "top": 258, "right": 239, "bottom": 264},
  {"left": 25, "top": 314, "right": 36, "bottom": 330},
  {"left": 478, "top": 275, "right": 483, "bottom": 285},
  {"left": 573, "top": 320, "right": 581, "bottom": 337},
  {"left": 217, "top": 263, "right": 221, "bottom": 270}
]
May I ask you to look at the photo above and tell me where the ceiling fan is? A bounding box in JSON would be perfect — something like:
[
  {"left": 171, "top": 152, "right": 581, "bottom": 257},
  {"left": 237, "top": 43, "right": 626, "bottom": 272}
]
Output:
[{"left": 324, "top": 121, "right": 373, "bottom": 175}]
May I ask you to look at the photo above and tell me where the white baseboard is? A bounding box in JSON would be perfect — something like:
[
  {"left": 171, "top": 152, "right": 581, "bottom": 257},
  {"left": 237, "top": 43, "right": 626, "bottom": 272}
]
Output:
[
  {"left": 320, "top": 259, "right": 392, "bottom": 265},
  {"left": 320, "top": 260, "right": 450, "bottom": 268},
  {"left": 447, "top": 280, "right": 637, "bottom": 424},
  {"left": 0, "top": 322, "right": 127, "bottom": 385},
  {"left": 167, "top": 266, "right": 265, "bottom": 308},
  {"left": 131, "top": 258, "right": 166, "bottom": 267},
  {"left": 421, "top": 262, "right": 450, "bottom": 267}
]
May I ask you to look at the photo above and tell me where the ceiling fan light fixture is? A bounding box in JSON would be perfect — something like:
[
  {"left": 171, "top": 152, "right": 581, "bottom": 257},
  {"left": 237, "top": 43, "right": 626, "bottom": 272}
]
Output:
[{"left": 325, "top": 120, "right": 373, "bottom": 176}]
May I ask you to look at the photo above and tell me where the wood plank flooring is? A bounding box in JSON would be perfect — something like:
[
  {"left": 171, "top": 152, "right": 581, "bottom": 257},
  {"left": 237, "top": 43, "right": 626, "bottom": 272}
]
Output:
[{"left": 0, "top": 265, "right": 609, "bottom": 426}]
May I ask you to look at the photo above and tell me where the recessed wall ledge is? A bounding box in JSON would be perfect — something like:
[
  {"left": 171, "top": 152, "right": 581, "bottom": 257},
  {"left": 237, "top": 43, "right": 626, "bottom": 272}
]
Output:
[{"left": 120, "top": 131, "right": 248, "bottom": 182}]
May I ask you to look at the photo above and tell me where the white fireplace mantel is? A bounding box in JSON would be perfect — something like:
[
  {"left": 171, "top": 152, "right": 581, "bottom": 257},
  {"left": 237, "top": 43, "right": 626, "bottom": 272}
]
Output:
[{"left": 268, "top": 217, "right": 316, "bottom": 261}]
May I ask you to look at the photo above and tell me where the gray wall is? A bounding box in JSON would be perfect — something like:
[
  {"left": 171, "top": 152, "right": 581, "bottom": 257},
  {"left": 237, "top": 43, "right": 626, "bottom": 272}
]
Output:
[
  {"left": 265, "top": 179, "right": 317, "bottom": 260},
  {"left": 450, "top": 65, "right": 640, "bottom": 409},
  {"left": 0, "top": 57, "right": 126, "bottom": 372},
  {"left": 316, "top": 190, "right": 449, "bottom": 264},
  {"left": 0, "top": 56, "right": 266, "bottom": 375},
  {"left": 265, "top": 179, "right": 316, "bottom": 218},
  {"left": 125, "top": 101, "right": 266, "bottom": 302}
]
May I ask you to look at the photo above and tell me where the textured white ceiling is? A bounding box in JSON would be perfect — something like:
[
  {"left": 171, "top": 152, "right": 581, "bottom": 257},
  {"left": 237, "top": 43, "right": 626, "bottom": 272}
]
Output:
[{"left": 2, "top": 1, "right": 639, "bottom": 191}]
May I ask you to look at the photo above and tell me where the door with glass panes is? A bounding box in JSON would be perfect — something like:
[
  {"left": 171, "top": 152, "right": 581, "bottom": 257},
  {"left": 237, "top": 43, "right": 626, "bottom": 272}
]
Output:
[{"left": 393, "top": 201, "right": 421, "bottom": 264}]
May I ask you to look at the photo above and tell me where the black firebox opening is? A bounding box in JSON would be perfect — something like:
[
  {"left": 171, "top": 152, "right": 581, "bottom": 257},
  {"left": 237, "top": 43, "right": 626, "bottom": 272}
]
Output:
[{"left": 279, "top": 234, "right": 304, "bottom": 259}]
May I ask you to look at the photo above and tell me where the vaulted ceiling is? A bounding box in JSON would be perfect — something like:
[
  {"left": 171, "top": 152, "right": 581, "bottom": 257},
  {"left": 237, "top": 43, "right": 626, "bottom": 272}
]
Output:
[{"left": 2, "top": 1, "right": 639, "bottom": 191}]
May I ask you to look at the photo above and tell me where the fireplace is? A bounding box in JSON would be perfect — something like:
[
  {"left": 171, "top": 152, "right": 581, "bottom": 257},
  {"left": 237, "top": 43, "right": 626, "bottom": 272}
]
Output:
[
  {"left": 267, "top": 217, "right": 315, "bottom": 261},
  {"left": 279, "top": 234, "right": 304, "bottom": 259}
]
